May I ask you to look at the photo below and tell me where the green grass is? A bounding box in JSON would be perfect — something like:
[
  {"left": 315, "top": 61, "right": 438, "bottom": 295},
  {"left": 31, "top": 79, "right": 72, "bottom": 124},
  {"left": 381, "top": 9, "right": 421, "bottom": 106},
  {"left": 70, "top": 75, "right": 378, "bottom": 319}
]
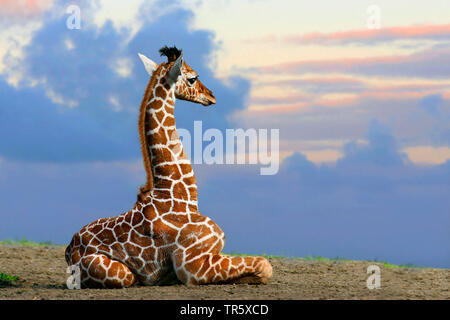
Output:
[
  {"left": 302, "top": 255, "right": 350, "bottom": 262},
  {"left": 302, "top": 255, "right": 422, "bottom": 268},
  {"left": 222, "top": 251, "right": 288, "bottom": 260},
  {"left": 374, "top": 260, "right": 422, "bottom": 269},
  {"left": 223, "top": 252, "right": 423, "bottom": 269},
  {"left": 0, "top": 272, "right": 20, "bottom": 287},
  {"left": 0, "top": 237, "right": 57, "bottom": 247}
]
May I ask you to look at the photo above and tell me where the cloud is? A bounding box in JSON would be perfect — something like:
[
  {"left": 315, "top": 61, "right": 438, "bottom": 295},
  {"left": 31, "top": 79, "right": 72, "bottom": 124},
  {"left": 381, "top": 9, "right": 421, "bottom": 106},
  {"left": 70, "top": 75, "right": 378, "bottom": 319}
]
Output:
[
  {"left": 254, "top": 76, "right": 368, "bottom": 95},
  {"left": 254, "top": 77, "right": 450, "bottom": 99},
  {"left": 249, "top": 93, "right": 312, "bottom": 106},
  {"left": 405, "top": 146, "right": 450, "bottom": 165},
  {"left": 0, "top": 0, "right": 53, "bottom": 20},
  {"left": 247, "top": 77, "right": 450, "bottom": 125},
  {"left": 197, "top": 122, "right": 450, "bottom": 268},
  {"left": 0, "top": 1, "right": 250, "bottom": 163},
  {"left": 248, "top": 90, "right": 450, "bottom": 115},
  {"left": 0, "top": 79, "right": 134, "bottom": 162},
  {"left": 233, "top": 92, "right": 450, "bottom": 168},
  {"left": 338, "top": 119, "right": 407, "bottom": 167},
  {"left": 284, "top": 24, "right": 450, "bottom": 45},
  {"left": 258, "top": 48, "right": 450, "bottom": 79},
  {"left": 419, "top": 94, "right": 444, "bottom": 117}
]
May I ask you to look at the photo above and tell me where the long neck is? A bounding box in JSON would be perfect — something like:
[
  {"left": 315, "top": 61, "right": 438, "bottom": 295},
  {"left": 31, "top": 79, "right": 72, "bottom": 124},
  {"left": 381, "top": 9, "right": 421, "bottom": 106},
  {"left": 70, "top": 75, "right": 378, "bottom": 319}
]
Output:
[{"left": 139, "top": 66, "right": 198, "bottom": 211}]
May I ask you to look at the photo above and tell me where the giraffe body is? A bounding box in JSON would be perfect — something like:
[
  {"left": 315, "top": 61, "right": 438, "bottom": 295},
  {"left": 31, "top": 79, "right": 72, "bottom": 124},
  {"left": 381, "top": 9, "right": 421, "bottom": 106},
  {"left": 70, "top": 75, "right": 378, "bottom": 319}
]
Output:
[{"left": 65, "top": 47, "right": 272, "bottom": 288}]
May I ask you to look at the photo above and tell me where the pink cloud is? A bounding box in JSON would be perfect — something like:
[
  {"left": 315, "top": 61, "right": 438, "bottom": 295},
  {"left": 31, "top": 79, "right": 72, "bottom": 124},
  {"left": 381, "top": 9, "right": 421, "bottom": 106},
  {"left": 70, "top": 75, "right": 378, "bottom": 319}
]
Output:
[
  {"left": 258, "top": 48, "right": 450, "bottom": 79},
  {"left": 245, "top": 24, "right": 450, "bottom": 45},
  {"left": 287, "top": 24, "right": 450, "bottom": 45},
  {"left": 255, "top": 76, "right": 367, "bottom": 95},
  {"left": 0, "top": 0, "right": 52, "bottom": 18},
  {"left": 260, "top": 76, "right": 363, "bottom": 86},
  {"left": 250, "top": 93, "right": 312, "bottom": 105},
  {"left": 372, "top": 83, "right": 450, "bottom": 93},
  {"left": 249, "top": 90, "right": 450, "bottom": 115},
  {"left": 256, "top": 78, "right": 450, "bottom": 98},
  {"left": 261, "top": 54, "right": 414, "bottom": 73}
]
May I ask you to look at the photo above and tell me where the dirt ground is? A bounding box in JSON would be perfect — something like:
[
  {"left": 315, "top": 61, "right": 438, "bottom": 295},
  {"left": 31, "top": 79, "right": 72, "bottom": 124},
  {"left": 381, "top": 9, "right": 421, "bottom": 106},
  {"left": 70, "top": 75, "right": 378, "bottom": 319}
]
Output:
[{"left": 0, "top": 245, "right": 448, "bottom": 300}]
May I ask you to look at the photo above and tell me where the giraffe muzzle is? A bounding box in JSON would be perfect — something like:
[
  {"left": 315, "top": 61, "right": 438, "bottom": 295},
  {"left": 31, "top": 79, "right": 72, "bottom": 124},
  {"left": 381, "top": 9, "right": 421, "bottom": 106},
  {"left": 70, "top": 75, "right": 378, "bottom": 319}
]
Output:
[{"left": 202, "top": 92, "right": 216, "bottom": 106}]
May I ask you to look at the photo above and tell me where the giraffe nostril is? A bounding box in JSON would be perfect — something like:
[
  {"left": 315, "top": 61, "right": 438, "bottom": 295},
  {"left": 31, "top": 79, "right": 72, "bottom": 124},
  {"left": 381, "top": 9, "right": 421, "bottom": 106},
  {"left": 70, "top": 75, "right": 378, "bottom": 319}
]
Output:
[
  {"left": 204, "top": 95, "right": 216, "bottom": 106},
  {"left": 206, "top": 91, "right": 216, "bottom": 104}
]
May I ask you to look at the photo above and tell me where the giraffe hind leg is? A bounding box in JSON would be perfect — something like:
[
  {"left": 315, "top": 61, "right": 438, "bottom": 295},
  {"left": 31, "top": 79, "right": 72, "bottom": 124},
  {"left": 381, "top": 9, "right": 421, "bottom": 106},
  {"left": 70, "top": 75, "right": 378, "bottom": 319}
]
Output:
[
  {"left": 216, "top": 255, "right": 273, "bottom": 285},
  {"left": 173, "top": 252, "right": 273, "bottom": 285},
  {"left": 79, "top": 254, "right": 137, "bottom": 289}
]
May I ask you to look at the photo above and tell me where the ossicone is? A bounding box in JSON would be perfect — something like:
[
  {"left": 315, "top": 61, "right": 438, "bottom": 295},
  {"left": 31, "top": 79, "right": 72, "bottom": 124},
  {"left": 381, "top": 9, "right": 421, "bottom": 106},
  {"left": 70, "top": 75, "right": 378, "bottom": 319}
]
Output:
[{"left": 159, "top": 45, "right": 182, "bottom": 63}]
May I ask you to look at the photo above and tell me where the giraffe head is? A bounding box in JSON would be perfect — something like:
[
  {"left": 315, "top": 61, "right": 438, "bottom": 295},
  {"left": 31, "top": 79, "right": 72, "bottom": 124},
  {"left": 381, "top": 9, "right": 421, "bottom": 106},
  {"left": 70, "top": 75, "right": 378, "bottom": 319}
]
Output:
[{"left": 138, "top": 46, "right": 216, "bottom": 106}]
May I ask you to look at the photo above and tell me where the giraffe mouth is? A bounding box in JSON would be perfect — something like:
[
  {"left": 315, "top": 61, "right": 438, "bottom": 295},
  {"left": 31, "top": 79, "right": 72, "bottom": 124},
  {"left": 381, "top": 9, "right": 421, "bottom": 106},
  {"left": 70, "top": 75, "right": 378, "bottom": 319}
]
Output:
[{"left": 202, "top": 94, "right": 216, "bottom": 106}]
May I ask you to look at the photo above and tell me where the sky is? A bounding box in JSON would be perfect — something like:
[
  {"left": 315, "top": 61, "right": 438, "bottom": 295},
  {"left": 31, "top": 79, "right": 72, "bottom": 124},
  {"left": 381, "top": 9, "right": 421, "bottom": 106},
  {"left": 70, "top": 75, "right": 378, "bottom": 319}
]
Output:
[{"left": 0, "top": 0, "right": 449, "bottom": 268}]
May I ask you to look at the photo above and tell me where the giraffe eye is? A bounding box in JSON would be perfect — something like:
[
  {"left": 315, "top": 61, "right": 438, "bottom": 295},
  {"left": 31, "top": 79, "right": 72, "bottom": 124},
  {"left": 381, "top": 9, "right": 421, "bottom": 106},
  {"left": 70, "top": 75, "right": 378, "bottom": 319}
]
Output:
[{"left": 188, "top": 76, "right": 198, "bottom": 85}]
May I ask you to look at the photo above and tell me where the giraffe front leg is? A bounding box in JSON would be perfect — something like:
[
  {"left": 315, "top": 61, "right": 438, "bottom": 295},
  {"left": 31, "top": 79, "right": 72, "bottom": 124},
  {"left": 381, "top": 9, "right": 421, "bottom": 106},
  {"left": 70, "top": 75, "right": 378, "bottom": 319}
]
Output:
[
  {"left": 79, "top": 254, "right": 137, "bottom": 289},
  {"left": 173, "top": 252, "right": 273, "bottom": 285}
]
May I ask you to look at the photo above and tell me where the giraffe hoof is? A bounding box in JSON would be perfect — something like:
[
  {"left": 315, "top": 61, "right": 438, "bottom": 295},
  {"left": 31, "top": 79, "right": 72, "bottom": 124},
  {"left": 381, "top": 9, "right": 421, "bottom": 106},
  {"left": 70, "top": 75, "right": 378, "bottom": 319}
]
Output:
[
  {"left": 256, "top": 258, "right": 273, "bottom": 284},
  {"left": 231, "top": 258, "right": 273, "bottom": 285}
]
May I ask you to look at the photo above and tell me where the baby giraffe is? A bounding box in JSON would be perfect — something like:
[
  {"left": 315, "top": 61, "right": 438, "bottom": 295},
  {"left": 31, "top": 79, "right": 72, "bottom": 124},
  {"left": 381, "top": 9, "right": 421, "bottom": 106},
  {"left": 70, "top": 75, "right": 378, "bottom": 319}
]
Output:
[{"left": 65, "top": 46, "right": 273, "bottom": 288}]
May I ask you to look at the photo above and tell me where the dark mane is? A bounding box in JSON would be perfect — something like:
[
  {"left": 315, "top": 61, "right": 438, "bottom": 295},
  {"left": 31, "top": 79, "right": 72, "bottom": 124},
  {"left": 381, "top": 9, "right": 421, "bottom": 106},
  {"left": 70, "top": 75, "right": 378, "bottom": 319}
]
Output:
[{"left": 159, "top": 45, "right": 182, "bottom": 62}]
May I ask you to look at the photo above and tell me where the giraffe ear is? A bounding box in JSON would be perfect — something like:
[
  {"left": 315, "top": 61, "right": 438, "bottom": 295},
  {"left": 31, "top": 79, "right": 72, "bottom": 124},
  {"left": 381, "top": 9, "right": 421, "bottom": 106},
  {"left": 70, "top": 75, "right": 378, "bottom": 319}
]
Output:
[
  {"left": 138, "top": 53, "right": 158, "bottom": 76},
  {"left": 167, "top": 53, "right": 183, "bottom": 82}
]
